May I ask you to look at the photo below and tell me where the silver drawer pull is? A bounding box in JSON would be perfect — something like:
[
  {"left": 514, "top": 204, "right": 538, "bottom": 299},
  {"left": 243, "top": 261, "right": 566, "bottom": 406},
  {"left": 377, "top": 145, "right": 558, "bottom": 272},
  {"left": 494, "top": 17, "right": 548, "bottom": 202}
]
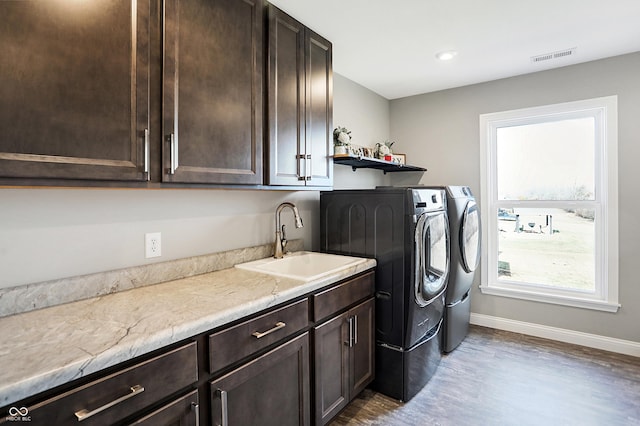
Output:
[
  {"left": 144, "top": 128, "right": 150, "bottom": 178},
  {"left": 168, "top": 133, "right": 178, "bottom": 174},
  {"left": 345, "top": 317, "right": 354, "bottom": 347},
  {"left": 74, "top": 385, "right": 145, "bottom": 422},
  {"left": 216, "top": 389, "right": 228, "bottom": 426},
  {"left": 191, "top": 401, "right": 200, "bottom": 426},
  {"left": 353, "top": 314, "right": 358, "bottom": 346},
  {"left": 251, "top": 321, "right": 286, "bottom": 339}
]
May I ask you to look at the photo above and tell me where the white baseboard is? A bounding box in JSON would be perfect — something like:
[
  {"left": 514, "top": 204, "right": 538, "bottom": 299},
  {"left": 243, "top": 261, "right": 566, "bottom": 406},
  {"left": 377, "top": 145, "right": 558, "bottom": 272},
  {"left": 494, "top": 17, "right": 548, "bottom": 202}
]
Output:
[{"left": 470, "top": 313, "right": 640, "bottom": 357}]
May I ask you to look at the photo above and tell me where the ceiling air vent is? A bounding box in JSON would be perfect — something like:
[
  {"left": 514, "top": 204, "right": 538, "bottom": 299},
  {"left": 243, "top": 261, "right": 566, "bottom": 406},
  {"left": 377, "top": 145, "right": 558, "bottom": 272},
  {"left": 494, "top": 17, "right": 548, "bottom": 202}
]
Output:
[{"left": 531, "top": 47, "right": 577, "bottom": 63}]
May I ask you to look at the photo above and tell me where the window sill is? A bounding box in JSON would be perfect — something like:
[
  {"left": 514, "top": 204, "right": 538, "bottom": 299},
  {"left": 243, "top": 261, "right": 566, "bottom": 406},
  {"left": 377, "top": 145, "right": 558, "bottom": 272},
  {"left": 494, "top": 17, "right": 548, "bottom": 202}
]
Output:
[{"left": 479, "top": 285, "right": 620, "bottom": 313}]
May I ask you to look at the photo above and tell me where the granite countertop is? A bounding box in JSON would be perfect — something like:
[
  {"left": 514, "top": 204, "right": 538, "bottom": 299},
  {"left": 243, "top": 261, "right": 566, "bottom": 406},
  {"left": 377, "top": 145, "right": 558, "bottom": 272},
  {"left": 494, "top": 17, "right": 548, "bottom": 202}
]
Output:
[{"left": 0, "top": 257, "right": 376, "bottom": 407}]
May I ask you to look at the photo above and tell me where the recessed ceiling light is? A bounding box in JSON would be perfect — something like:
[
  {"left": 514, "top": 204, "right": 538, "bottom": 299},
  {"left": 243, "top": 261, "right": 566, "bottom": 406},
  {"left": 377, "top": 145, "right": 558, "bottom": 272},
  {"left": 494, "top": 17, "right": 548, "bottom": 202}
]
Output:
[{"left": 435, "top": 50, "right": 458, "bottom": 61}]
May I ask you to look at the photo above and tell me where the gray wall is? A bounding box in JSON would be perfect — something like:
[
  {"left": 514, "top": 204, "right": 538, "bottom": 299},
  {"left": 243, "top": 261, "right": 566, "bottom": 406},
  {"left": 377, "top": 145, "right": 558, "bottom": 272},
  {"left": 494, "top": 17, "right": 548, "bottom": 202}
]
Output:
[
  {"left": 0, "top": 188, "right": 318, "bottom": 288},
  {"left": 390, "top": 52, "right": 640, "bottom": 342},
  {"left": 333, "top": 73, "right": 390, "bottom": 190},
  {"left": 0, "top": 72, "right": 388, "bottom": 290}
]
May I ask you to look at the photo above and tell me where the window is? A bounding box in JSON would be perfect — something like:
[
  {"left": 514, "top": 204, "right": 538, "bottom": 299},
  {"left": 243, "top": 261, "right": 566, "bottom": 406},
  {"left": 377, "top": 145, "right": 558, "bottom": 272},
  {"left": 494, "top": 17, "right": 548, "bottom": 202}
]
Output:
[{"left": 479, "top": 96, "right": 619, "bottom": 312}]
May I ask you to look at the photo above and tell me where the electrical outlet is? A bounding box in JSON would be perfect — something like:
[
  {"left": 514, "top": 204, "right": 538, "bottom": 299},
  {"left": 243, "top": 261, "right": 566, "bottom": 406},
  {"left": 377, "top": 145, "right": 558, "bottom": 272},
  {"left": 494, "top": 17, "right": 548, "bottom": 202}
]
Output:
[{"left": 145, "top": 232, "right": 162, "bottom": 258}]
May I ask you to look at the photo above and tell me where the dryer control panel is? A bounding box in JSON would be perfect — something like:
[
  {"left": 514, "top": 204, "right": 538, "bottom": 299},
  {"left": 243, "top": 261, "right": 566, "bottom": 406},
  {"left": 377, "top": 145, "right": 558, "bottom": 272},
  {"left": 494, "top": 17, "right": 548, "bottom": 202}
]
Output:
[{"left": 409, "top": 188, "right": 446, "bottom": 215}]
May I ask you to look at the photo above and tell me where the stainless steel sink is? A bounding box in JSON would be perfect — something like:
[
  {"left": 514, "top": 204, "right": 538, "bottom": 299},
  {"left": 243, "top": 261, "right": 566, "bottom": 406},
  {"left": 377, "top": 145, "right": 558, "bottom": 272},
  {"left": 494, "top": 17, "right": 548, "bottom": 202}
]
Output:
[{"left": 235, "top": 251, "right": 366, "bottom": 281}]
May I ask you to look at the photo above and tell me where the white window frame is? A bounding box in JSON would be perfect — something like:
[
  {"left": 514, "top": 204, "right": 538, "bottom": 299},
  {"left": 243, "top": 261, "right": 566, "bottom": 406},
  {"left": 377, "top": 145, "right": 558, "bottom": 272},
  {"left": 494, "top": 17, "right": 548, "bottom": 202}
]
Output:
[{"left": 479, "top": 96, "right": 619, "bottom": 312}]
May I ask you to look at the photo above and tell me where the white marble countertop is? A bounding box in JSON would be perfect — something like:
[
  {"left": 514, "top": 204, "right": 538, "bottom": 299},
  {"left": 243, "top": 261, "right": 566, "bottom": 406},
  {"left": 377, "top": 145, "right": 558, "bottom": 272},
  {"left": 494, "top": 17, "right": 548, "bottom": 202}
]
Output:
[{"left": 0, "top": 257, "right": 376, "bottom": 407}]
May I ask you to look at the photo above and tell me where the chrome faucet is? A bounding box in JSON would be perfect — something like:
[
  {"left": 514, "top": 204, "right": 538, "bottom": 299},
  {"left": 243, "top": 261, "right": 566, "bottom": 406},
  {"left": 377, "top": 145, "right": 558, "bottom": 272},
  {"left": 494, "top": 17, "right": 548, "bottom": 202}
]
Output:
[{"left": 274, "top": 202, "right": 304, "bottom": 259}]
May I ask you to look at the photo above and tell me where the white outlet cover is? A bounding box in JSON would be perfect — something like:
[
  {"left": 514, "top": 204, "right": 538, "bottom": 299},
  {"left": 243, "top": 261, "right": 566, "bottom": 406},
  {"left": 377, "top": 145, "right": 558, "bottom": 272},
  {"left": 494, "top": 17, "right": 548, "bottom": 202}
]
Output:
[{"left": 145, "top": 232, "right": 162, "bottom": 258}]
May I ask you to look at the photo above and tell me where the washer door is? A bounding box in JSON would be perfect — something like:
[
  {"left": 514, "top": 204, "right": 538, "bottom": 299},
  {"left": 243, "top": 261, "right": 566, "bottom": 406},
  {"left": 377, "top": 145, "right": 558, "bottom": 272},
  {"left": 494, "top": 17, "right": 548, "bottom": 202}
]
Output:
[
  {"left": 460, "top": 200, "right": 481, "bottom": 273},
  {"left": 415, "top": 211, "right": 449, "bottom": 307}
]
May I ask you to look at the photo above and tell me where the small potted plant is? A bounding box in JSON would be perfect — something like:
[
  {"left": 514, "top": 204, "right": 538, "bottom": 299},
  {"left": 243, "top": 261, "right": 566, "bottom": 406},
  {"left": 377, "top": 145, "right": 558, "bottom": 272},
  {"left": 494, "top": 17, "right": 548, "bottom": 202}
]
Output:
[{"left": 333, "top": 126, "right": 352, "bottom": 155}]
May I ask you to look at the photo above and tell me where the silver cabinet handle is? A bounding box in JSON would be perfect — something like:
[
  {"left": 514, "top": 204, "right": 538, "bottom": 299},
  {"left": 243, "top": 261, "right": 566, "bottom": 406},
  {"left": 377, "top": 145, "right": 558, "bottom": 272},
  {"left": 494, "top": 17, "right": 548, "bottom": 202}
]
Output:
[
  {"left": 191, "top": 402, "right": 200, "bottom": 426},
  {"left": 216, "top": 389, "right": 228, "bottom": 426},
  {"left": 74, "top": 385, "right": 144, "bottom": 422},
  {"left": 296, "top": 154, "right": 307, "bottom": 181},
  {"left": 345, "top": 317, "right": 354, "bottom": 347},
  {"left": 168, "top": 133, "right": 178, "bottom": 174},
  {"left": 296, "top": 154, "right": 312, "bottom": 181},
  {"left": 353, "top": 314, "right": 358, "bottom": 346},
  {"left": 144, "top": 128, "right": 150, "bottom": 180},
  {"left": 251, "top": 321, "right": 286, "bottom": 339}
]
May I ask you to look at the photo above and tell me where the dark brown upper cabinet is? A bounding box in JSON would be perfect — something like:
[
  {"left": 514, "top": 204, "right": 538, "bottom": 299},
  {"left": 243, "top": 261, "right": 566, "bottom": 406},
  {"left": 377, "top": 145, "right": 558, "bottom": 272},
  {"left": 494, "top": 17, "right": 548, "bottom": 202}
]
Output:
[
  {"left": 0, "top": 0, "right": 332, "bottom": 189},
  {"left": 162, "top": 0, "right": 264, "bottom": 185},
  {"left": 266, "top": 5, "right": 333, "bottom": 187},
  {"left": 0, "top": 0, "right": 150, "bottom": 182}
]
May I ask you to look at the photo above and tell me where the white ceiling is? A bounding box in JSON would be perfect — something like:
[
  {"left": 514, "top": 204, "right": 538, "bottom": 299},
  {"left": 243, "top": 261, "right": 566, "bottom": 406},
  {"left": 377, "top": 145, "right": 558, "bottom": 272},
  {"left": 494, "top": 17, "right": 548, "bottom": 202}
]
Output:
[{"left": 268, "top": 0, "right": 640, "bottom": 99}]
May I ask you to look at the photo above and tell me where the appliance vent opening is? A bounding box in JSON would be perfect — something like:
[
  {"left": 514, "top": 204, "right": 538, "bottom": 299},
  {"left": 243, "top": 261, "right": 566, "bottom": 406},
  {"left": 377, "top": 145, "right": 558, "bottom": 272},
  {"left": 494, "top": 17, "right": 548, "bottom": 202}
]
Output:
[{"left": 531, "top": 47, "right": 576, "bottom": 63}]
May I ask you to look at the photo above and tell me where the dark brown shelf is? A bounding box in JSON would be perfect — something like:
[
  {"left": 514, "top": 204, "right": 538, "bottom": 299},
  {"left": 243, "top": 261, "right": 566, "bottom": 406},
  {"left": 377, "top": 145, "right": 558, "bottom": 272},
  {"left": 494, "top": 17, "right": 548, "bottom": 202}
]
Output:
[{"left": 333, "top": 155, "right": 427, "bottom": 174}]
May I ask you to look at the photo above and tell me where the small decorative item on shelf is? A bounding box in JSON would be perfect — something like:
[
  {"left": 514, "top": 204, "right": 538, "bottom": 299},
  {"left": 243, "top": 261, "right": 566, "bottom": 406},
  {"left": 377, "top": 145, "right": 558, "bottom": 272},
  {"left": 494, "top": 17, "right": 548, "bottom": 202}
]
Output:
[
  {"left": 362, "top": 147, "right": 374, "bottom": 158},
  {"left": 348, "top": 145, "right": 364, "bottom": 157},
  {"left": 333, "top": 126, "right": 352, "bottom": 155},
  {"left": 375, "top": 140, "right": 395, "bottom": 160},
  {"left": 392, "top": 154, "right": 406, "bottom": 165},
  {"left": 346, "top": 144, "right": 377, "bottom": 158}
]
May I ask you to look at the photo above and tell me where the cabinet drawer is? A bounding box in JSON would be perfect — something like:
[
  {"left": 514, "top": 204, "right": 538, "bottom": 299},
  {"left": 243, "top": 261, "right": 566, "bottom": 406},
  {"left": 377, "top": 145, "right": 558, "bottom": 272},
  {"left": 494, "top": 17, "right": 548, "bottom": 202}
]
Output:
[
  {"left": 128, "top": 389, "right": 199, "bottom": 425},
  {"left": 208, "top": 299, "right": 309, "bottom": 373},
  {"left": 312, "top": 272, "right": 374, "bottom": 322},
  {"left": 27, "top": 342, "right": 198, "bottom": 426}
]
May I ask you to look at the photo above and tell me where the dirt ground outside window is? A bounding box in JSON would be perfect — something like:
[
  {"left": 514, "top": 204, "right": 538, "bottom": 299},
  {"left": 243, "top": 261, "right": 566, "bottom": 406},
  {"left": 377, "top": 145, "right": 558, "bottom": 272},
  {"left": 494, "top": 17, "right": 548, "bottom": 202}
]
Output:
[{"left": 497, "top": 208, "right": 595, "bottom": 291}]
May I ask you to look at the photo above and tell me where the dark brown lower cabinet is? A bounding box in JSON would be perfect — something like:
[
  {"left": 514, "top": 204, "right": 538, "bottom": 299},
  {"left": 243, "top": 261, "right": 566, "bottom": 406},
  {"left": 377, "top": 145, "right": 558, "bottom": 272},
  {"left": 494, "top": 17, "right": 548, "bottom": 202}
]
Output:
[
  {"left": 210, "top": 332, "right": 311, "bottom": 426},
  {"left": 11, "top": 342, "right": 198, "bottom": 426},
  {"left": 349, "top": 298, "right": 375, "bottom": 397},
  {"left": 128, "top": 389, "right": 199, "bottom": 425},
  {"left": 314, "top": 298, "right": 374, "bottom": 425},
  {"left": 1, "top": 271, "right": 375, "bottom": 426},
  {"left": 313, "top": 312, "right": 349, "bottom": 422}
]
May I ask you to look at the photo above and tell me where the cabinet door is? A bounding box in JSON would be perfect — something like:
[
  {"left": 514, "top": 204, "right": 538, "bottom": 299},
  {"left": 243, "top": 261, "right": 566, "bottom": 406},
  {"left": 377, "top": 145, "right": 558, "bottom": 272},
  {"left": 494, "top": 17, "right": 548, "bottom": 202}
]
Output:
[
  {"left": 163, "top": 0, "right": 263, "bottom": 184},
  {"left": 266, "top": 5, "right": 305, "bottom": 186},
  {"left": 0, "top": 0, "right": 150, "bottom": 181},
  {"left": 305, "top": 29, "right": 333, "bottom": 187},
  {"left": 350, "top": 298, "right": 375, "bottom": 397},
  {"left": 313, "top": 297, "right": 375, "bottom": 425},
  {"left": 128, "top": 390, "right": 199, "bottom": 426},
  {"left": 313, "top": 313, "right": 349, "bottom": 425},
  {"left": 210, "top": 333, "right": 310, "bottom": 426}
]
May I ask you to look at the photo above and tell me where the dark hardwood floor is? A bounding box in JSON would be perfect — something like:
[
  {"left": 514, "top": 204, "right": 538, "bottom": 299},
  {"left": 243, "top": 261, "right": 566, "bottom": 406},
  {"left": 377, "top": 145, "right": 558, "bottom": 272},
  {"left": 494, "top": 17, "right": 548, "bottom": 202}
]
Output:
[{"left": 330, "top": 325, "right": 640, "bottom": 426}]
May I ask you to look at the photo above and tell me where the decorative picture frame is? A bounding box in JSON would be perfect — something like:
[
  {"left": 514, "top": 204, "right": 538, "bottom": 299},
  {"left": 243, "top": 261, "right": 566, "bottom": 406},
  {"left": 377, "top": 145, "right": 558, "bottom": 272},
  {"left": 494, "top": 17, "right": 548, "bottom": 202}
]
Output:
[
  {"left": 392, "top": 154, "right": 406, "bottom": 165},
  {"left": 347, "top": 145, "right": 364, "bottom": 157}
]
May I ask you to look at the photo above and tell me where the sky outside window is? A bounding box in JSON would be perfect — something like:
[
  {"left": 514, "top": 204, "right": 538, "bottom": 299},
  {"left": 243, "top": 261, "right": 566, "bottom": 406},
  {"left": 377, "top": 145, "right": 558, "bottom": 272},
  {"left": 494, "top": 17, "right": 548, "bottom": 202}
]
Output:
[{"left": 496, "top": 118, "right": 595, "bottom": 201}]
